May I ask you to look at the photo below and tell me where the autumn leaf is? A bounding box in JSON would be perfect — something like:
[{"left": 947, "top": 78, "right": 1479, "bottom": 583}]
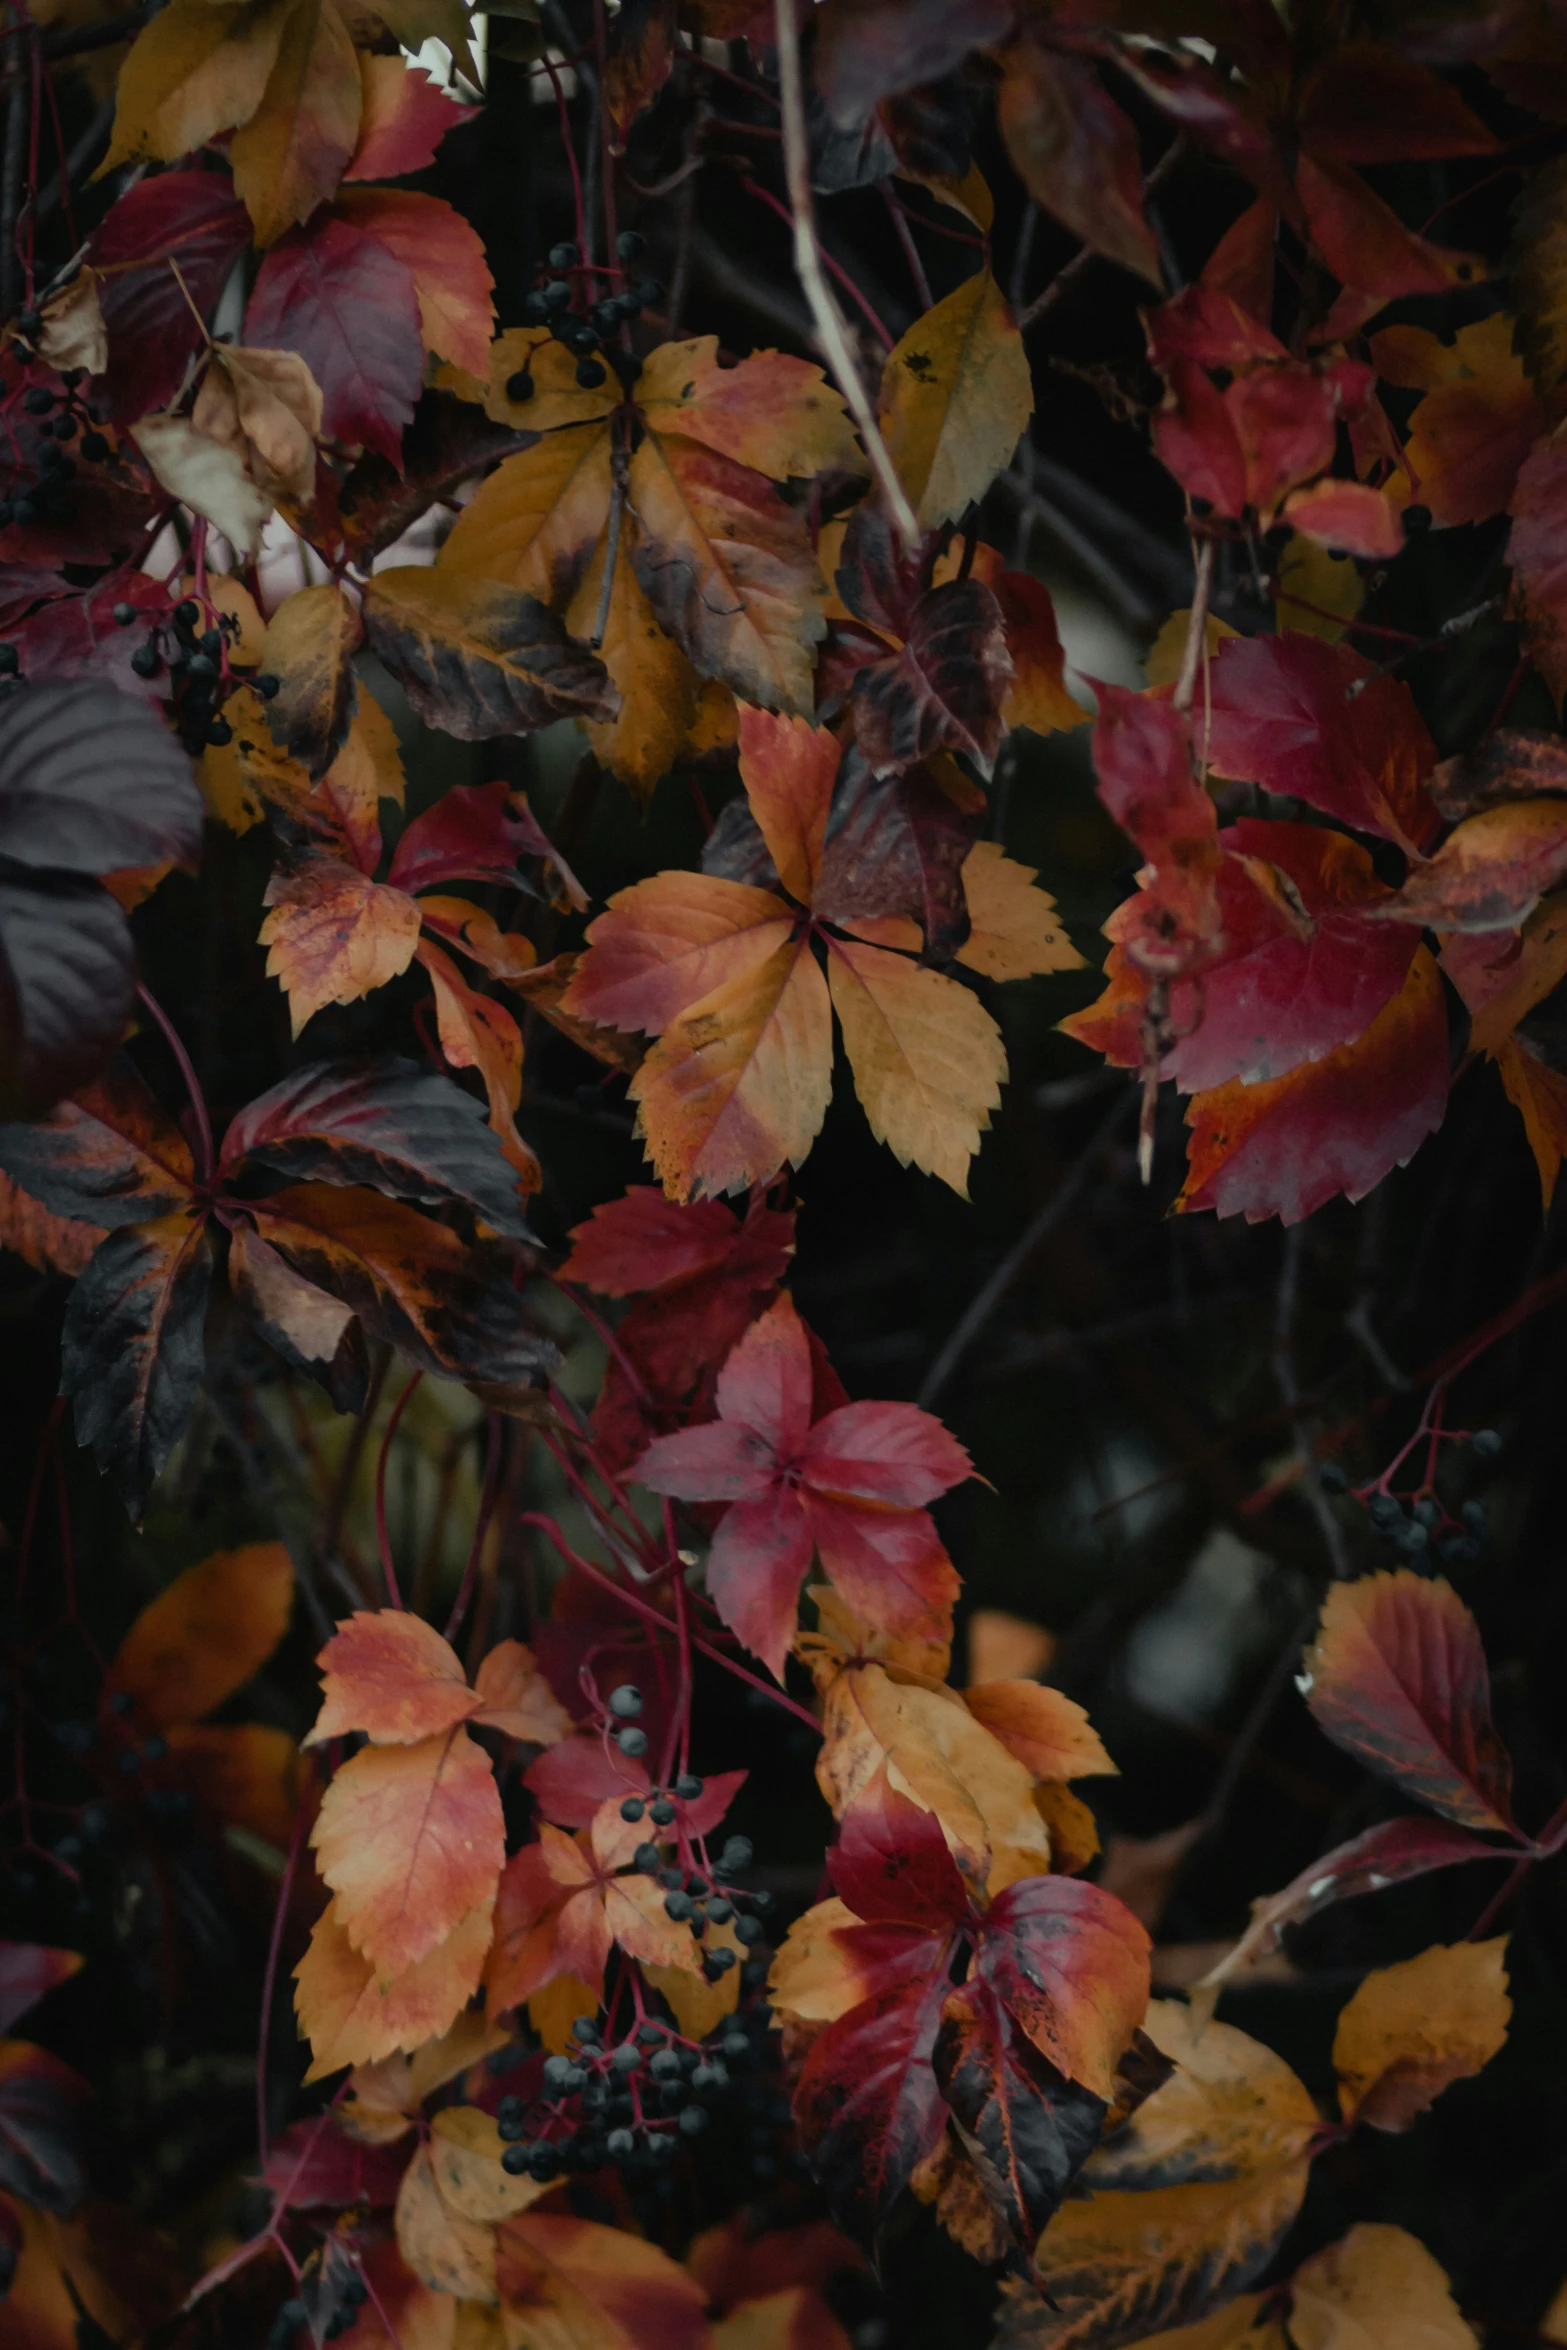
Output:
[
  {"left": 878, "top": 272, "right": 1033, "bottom": 529},
  {"left": 304, "top": 1608, "right": 485, "bottom": 1746},
  {"left": 107, "top": 1542, "right": 293, "bottom": 1729},
  {"left": 132, "top": 414, "right": 273, "bottom": 561},
  {"left": 1175, "top": 948, "right": 1450, "bottom": 1225},
  {"left": 484, "top": 1812, "right": 701, "bottom": 2011},
  {"left": 565, "top": 708, "right": 1012, "bottom": 1199},
  {"left": 1286, "top": 2224, "right": 1477, "bottom": 2350},
  {"left": 1300, "top": 1570, "right": 1517, "bottom": 1833},
  {"left": 345, "top": 55, "right": 469, "bottom": 181},
  {"left": 362, "top": 566, "right": 619, "bottom": 738},
  {"left": 634, "top": 1291, "right": 967, "bottom": 1677},
  {"left": 1371, "top": 316, "right": 1543, "bottom": 528},
  {"left": 1491, "top": 1034, "right": 1567, "bottom": 1207},
  {"left": 494, "top": 2211, "right": 713, "bottom": 2350},
  {"left": 1002, "top": 2001, "right": 1318, "bottom": 2350},
  {"left": 439, "top": 332, "right": 854, "bottom": 781},
  {"left": 995, "top": 35, "right": 1161, "bottom": 286},
  {"left": 260, "top": 854, "right": 423, "bottom": 1034},
  {"left": 1374, "top": 798, "right": 1567, "bottom": 932},
  {"left": 229, "top": 0, "right": 362, "bottom": 246},
  {"left": 311, "top": 1726, "right": 505, "bottom": 1974},
  {"left": 1332, "top": 1937, "right": 1511, "bottom": 2132},
  {"left": 190, "top": 342, "right": 323, "bottom": 505},
  {"left": 962, "top": 1684, "right": 1116, "bottom": 1786}
]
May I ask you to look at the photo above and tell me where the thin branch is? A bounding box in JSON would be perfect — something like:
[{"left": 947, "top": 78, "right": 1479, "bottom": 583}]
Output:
[
  {"left": 1172, "top": 534, "right": 1215, "bottom": 715},
  {"left": 772, "top": 0, "right": 917, "bottom": 545},
  {"left": 918, "top": 1090, "right": 1137, "bottom": 1410},
  {"left": 1019, "top": 136, "right": 1185, "bottom": 331}
]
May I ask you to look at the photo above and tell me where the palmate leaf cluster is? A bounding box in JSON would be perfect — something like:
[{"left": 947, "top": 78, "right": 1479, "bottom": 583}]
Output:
[{"left": 4, "top": 0, "right": 1567, "bottom": 2345}]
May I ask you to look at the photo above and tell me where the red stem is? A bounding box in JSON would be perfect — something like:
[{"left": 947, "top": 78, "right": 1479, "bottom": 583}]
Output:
[
  {"left": 256, "top": 1787, "right": 311, "bottom": 2165},
  {"left": 741, "top": 177, "right": 895, "bottom": 351},
  {"left": 137, "top": 982, "right": 214, "bottom": 1185},
  {"left": 375, "top": 1373, "right": 423, "bottom": 1609}
]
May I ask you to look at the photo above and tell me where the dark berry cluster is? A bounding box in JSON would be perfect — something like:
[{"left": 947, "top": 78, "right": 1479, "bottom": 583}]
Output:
[
  {"left": 492, "top": 2007, "right": 758, "bottom": 2179},
  {"left": 505, "top": 232, "right": 663, "bottom": 399},
  {"left": 268, "top": 2272, "right": 370, "bottom": 2350},
  {"left": 0, "top": 365, "right": 104, "bottom": 537},
  {"left": 1320, "top": 1427, "right": 1501, "bottom": 1566},
  {"left": 128, "top": 596, "right": 271, "bottom": 753}
]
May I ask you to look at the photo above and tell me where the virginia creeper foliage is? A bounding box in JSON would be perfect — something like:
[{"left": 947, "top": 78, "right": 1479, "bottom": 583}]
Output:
[{"left": 4, "top": 0, "right": 1567, "bottom": 2344}]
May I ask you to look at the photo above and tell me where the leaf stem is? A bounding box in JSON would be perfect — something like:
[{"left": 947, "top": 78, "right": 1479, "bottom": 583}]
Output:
[
  {"left": 374, "top": 1372, "right": 423, "bottom": 1609},
  {"left": 137, "top": 981, "right": 215, "bottom": 1186}
]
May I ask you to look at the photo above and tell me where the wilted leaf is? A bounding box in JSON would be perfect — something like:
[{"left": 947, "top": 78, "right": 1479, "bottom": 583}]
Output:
[
  {"left": 132, "top": 414, "right": 272, "bottom": 559},
  {"left": 1287, "top": 2224, "right": 1476, "bottom": 2350},
  {"left": 363, "top": 568, "right": 617, "bottom": 738},
  {"left": 61, "top": 1211, "right": 214, "bottom": 1518}
]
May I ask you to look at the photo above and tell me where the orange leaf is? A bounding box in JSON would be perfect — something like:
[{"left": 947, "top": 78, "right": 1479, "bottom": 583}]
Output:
[
  {"left": 304, "top": 1608, "right": 483, "bottom": 1747},
  {"left": 962, "top": 1683, "right": 1117, "bottom": 1784},
  {"left": 471, "top": 1640, "right": 572, "bottom": 1744},
  {"left": 165, "top": 1721, "right": 302, "bottom": 1848},
  {"left": 737, "top": 706, "right": 836, "bottom": 904},
  {"left": 1492, "top": 1032, "right": 1567, "bottom": 1207},
  {"left": 260, "top": 854, "right": 422, "bottom": 1035},
  {"left": 294, "top": 1892, "right": 494, "bottom": 2080},
  {"left": 416, "top": 935, "right": 540, "bottom": 1192},
  {"left": 495, "top": 2211, "right": 713, "bottom": 2350},
  {"left": 639, "top": 338, "right": 861, "bottom": 482},
  {"left": 1379, "top": 798, "right": 1567, "bottom": 931},
  {"left": 311, "top": 1728, "right": 505, "bottom": 1974},
  {"left": 107, "top": 1541, "right": 292, "bottom": 1728},
  {"left": 633, "top": 935, "right": 833, "bottom": 1202}
]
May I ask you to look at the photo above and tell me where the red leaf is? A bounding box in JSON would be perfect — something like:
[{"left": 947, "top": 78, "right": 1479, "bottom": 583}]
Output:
[
  {"left": 1177, "top": 945, "right": 1449, "bottom": 1224},
  {"left": 972, "top": 1874, "right": 1151, "bottom": 2101},
  {"left": 1201, "top": 1814, "right": 1512, "bottom": 1989},
  {"left": 1090, "top": 820, "right": 1419, "bottom": 1093},
  {"left": 830, "top": 1778, "right": 969, "bottom": 1929},
  {"left": 792, "top": 1969, "right": 954, "bottom": 2248},
  {"left": 563, "top": 1188, "right": 794, "bottom": 1297},
  {"left": 635, "top": 1295, "right": 968, "bottom": 1675},
  {"left": 1203, "top": 633, "right": 1441, "bottom": 852},
  {"left": 245, "top": 214, "right": 424, "bottom": 463},
  {"left": 1302, "top": 1570, "right": 1517, "bottom": 1833},
  {"left": 305, "top": 1608, "right": 482, "bottom": 1747},
  {"left": 345, "top": 57, "right": 470, "bottom": 183},
  {"left": 524, "top": 1733, "right": 745, "bottom": 1843},
  {"left": 387, "top": 779, "right": 584, "bottom": 907},
  {"left": 4, "top": 573, "right": 172, "bottom": 704},
  {"left": 87, "top": 171, "right": 252, "bottom": 423},
  {"left": 261, "top": 2116, "right": 410, "bottom": 2208}
]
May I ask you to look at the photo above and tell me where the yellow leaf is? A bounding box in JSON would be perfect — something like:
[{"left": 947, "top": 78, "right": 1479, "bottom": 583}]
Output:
[
  {"left": 879, "top": 272, "right": 1033, "bottom": 529},
  {"left": 1145, "top": 608, "right": 1238, "bottom": 690},
  {"left": 565, "top": 541, "right": 702, "bottom": 806},
  {"left": 295, "top": 1894, "right": 494, "bottom": 2079},
  {"left": 261, "top": 580, "right": 362, "bottom": 777},
  {"left": 1276, "top": 535, "right": 1366, "bottom": 641},
  {"left": 396, "top": 2140, "right": 499, "bottom": 2302},
  {"left": 1332, "top": 1937, "right": 1510, "bottom": 2132},
  {"left": 825, "top": 934, "right": 1006, "bottom": 1197},
  {"left": 955, "top": 841, "right": 1084, "bottom": 981},
  {"left": 101, "top": 0, "right": 292, "bottom": 172},
  {"left": 1287, "top": 2224, "right": 1475, "bottom": 2350},
  {"left": 816, "top": 1660, "right": 1050, "bottom": 1892},
  {"left": 342, "top": 2008, "right": 508, "bottom": 2139},
  {"left": 769, "top": 1895, "right": 878, "bottom": 2025},
  {"left": 528, "top": 1972, "right": 601, "bottom": 2055},
  {"left": 641, "top": 1917, "right": 745, "bottom": 2037},
  {"left": 431, "top": 2106, "right": 557, "bottom": 2223},
  {"left": 231, "top": 0, "right": 362, "bottom": 245},
  {"left": 1017, "top": 2001, "right": 1316, "bottom": 2348}
]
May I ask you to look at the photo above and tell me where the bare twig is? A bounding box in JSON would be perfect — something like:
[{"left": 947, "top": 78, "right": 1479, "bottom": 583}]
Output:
[
  {"left": 1172, "top": 534, "right": 1215, "bottom": 715},
  {"left": 918, "top": 1090, "right": 1136, "bottom": 1410},
  {"left": 772, "top": 0, "right": 917, "bottom": 544},
  {"left": 1019, "top": 136, "right": 1185, "bottom": 331}
]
